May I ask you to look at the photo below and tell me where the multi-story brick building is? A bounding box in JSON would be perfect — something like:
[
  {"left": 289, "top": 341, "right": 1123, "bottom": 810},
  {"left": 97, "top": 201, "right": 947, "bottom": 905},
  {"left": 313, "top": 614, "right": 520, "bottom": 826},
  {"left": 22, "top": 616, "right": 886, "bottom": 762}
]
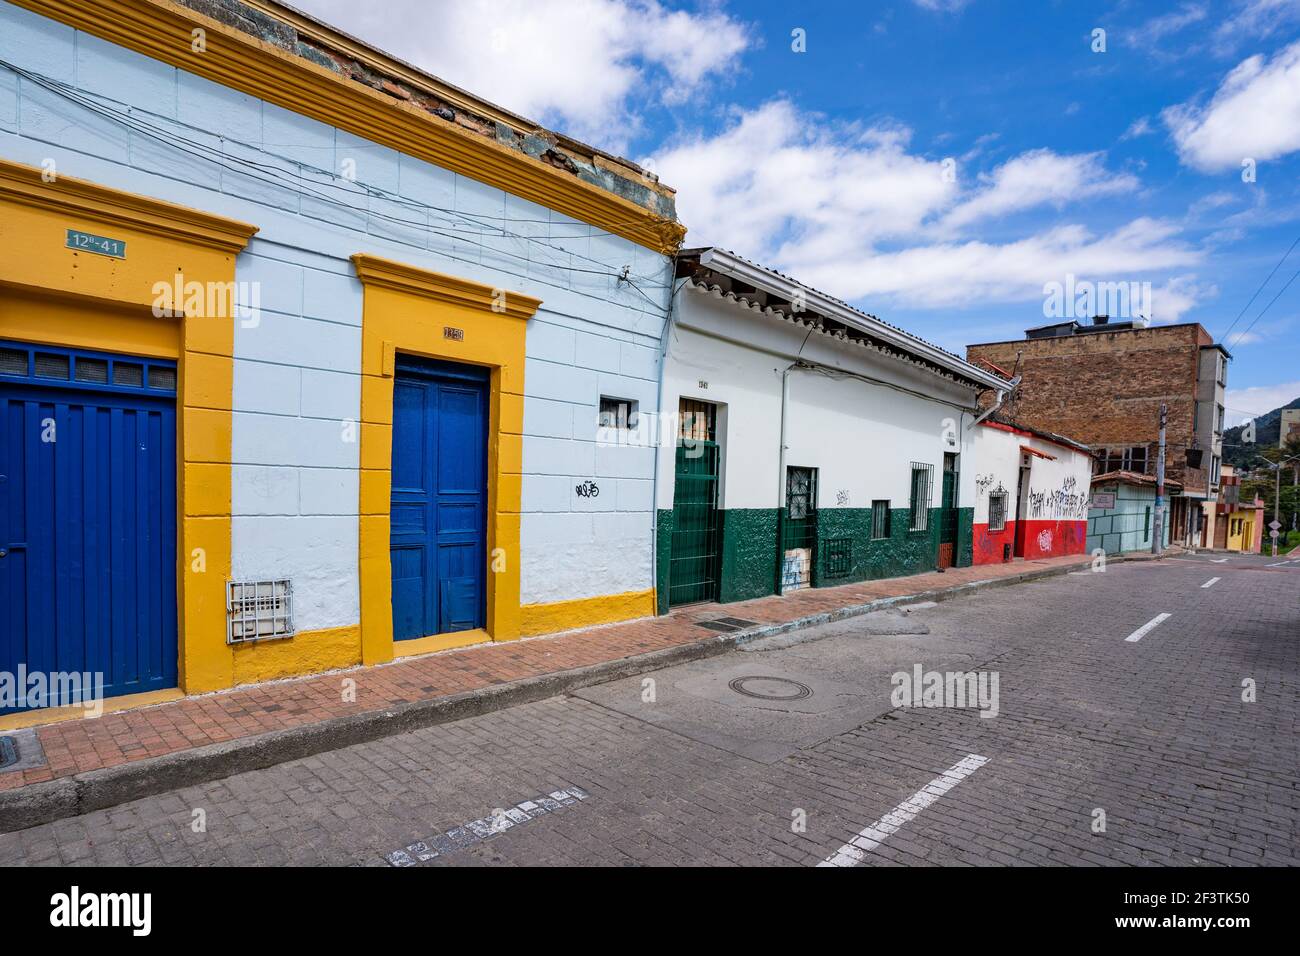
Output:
[{"left": 967, "top": 316, "right": 1230, "bottom": 549}]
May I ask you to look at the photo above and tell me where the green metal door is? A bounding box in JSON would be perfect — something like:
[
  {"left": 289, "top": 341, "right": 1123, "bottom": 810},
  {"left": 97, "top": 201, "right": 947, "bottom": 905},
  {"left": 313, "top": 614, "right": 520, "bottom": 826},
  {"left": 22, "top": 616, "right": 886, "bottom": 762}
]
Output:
[
  {"left": 937, "top": 453, "right": 958, "bottom": 568},
  {"left": 668, "top": 400, "right": 720, "bottom": 606},
  {"left": 782, "top": 466, "right": 817, "bottom": 590},
  {"left": 939, "top": 455, "right": 958, "bottom": 546}
]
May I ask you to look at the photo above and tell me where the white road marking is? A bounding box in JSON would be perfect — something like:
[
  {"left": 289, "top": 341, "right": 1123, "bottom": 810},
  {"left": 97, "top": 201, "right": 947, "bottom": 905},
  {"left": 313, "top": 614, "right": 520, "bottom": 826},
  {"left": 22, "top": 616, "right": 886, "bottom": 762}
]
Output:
[
  {"left": 1125, "top": 612, "right": 1171, "bottom": 643},
  {"left": 1201, "top": 577, "right": 1221, "bottom": 589},
  {"left": 818, "top": 754, "right": 989, "bottom": 867},
  {"left": 1266, "top": 562, "right": 1288, "bottom": 567},
  {"left": 1210, "top": 558, "right": 1230, "bottom": 564}
]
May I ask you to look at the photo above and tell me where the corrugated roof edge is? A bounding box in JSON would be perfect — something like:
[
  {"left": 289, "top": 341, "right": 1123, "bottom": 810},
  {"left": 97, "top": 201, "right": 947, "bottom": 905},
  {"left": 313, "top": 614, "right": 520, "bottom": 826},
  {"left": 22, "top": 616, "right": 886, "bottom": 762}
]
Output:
[
  {"left": 1091, "top": 470, "right": 1184, "bottom": 490},
  {"left": 680, "top": 247, "right": 1011, "bottom": 391}
]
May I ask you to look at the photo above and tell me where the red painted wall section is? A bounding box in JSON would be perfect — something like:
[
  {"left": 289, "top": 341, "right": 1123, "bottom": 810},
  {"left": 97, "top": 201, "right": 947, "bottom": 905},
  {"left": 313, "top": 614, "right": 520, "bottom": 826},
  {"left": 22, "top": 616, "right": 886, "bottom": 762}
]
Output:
[
  {"left": 973, "top": 521, "right": 1017, "bottom": 564},
  {"left": 973, "top": 519, "right": 1088, "bottom": 563}
]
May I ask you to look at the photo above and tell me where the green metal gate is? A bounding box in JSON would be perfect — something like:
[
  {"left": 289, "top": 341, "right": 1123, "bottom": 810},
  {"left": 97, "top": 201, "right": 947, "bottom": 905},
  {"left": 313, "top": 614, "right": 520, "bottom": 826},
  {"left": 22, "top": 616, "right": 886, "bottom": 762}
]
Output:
[
  {"left": 938, "top": 453, "right": 958, "bottom": 567},
  {"left": 939, "top": 454, "right": 958, "bottom": 545},
  {"left": 667, "top": 399, "right": 720, "bottom": 606},
  {"left": 782, "top": 466, "right": 817, "bottom": 590}
]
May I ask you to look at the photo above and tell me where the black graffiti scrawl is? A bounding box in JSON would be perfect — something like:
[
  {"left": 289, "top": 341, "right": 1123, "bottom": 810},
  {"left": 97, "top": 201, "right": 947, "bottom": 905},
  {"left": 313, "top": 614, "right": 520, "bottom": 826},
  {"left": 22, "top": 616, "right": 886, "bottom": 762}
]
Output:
[{"left": 1027, "top": 475, "right": 1088, "bottom": 520}]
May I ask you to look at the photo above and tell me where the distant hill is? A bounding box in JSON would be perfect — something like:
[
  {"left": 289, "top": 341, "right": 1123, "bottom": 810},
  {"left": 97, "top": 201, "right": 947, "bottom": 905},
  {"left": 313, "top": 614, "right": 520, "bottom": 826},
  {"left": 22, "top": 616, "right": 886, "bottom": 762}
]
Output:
[{"left": 1223, "top": 395, "right": 1300, "bottom": 467}]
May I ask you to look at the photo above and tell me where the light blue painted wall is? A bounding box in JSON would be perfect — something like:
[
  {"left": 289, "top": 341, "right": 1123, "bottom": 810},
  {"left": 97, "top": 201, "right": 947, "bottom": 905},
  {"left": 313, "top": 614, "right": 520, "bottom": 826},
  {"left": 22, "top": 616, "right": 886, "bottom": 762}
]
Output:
[
  {"left": 0, "top": 1, "right": 674, "bottom": 626},
  {"left": 1086, "top": 483, "right": 1172, "bottom": 555}
]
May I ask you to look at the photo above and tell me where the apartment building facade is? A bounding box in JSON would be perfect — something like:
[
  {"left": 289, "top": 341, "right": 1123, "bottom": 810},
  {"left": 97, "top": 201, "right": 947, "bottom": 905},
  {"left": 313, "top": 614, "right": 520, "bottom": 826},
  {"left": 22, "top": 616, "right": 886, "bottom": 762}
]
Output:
[{"left": 967, "top": 316, "right": 1229, "bottom": 550}]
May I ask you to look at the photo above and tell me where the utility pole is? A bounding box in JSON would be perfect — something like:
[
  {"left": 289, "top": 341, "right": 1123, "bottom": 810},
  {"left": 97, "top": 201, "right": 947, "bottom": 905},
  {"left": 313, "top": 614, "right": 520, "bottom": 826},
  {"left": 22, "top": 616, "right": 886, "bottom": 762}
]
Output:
[
  {"left": 1152, "top": 403, "right": 1167, "bottom": 555},
  {"left": 1275, "top": 463, "right": 1283, "bottom": 557}
]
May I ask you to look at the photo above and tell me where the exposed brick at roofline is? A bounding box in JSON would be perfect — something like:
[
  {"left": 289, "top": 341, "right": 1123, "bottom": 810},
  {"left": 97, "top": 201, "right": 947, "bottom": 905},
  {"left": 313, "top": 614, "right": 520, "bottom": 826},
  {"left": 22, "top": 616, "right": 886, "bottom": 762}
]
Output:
[
  {"left": 967, "top": 325, "right": 1213, "bottom": 492},
  {"left": 170, "top": 0, "right": 676, "bottom": 220}
]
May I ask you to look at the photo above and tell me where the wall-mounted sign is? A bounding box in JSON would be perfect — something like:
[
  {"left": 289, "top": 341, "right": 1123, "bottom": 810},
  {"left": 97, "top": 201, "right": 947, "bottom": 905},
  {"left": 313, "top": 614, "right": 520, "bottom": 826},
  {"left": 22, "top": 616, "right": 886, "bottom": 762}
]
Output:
[
  {"left": 443, "top": 326, "right": 464, "bottom": 341},
  {"left": 66, "top": 229, "right": 126, "bottom": 259},
  {"left": 1089, "top": 492, "right": 1116, "bottom": 510}
]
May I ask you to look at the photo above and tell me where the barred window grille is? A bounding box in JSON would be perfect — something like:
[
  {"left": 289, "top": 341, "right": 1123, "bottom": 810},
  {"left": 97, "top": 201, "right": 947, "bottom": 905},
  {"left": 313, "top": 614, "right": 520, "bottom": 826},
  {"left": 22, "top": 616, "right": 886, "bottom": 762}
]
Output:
[
  {"left": 871, "top": 500, "right": 891, "bottom": 539},
  {"left": 227, "top": 580, "right": 295, "bottom": 644},
  {"left": 988, "top": 492, "right": 1009, "bottom": 531},
  {"left": 598, "top": 395, "right": 638, "bottom": 430},
  {"left": 909, "top": 463, "right": 933, "bottom": 531},
  {"left": 823, "top": 537, "right": 852, "bottom": 579}
]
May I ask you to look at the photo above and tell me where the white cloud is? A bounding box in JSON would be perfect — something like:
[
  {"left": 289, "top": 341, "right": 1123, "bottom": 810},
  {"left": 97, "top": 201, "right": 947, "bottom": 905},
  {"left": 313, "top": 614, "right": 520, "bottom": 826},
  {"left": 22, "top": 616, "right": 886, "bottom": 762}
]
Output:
[
  {"left": 1164, "top": 39, "right": 1300, "bottom": 171},
  {"left": 290, "top": 0, "right": 749, "bottom": 151},
  {"left": 1121, "top": 116, "right": 1155, "bottom": 140},
  {"left": 911, "top": 0, "right": 973, "bottom": 11},
  {"left": 1123, "top": 3, "right": 1208, "bottom": 49},
  {"left": 1215, "top": 0, "right": 1300, "bottom": 47},
  {"left": 942, "top": 150, "right": 1138, "bottom": 230},
  {"left": 1225, "top": 380, "right": 1300, "bottom": 422},
  {"left": 1150, "top": 275, "right": 1218, "bottom": 323},
  {"left": 652, "top": 101, "right": 1202, "bottom": 313},
  {"left": 651, "top": 100, "right": 957, "bottom": 261},
  {"left": 783, "top": 219, "right": 1203, "bottom": 310}
]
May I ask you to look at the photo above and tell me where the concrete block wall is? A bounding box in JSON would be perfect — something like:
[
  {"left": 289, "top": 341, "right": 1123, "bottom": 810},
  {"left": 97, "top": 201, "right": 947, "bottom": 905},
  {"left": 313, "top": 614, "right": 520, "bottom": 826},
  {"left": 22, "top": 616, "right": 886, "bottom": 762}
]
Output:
[{"left": 0, "top": 2, "right": 674, "bottom": 630}]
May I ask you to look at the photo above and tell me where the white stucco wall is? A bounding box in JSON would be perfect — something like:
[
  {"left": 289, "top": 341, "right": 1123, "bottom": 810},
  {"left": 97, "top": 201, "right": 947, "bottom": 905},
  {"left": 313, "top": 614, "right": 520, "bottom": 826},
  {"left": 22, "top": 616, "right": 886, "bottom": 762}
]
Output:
[
  {"left": 661, "top": 285, "right": 983, "bottom": 513},
  {"left": 969, "top": 424, "right": 1091, "bottom": 526},
  {"left": 0, "top": 2, "right": 673, "bottom": 626}
]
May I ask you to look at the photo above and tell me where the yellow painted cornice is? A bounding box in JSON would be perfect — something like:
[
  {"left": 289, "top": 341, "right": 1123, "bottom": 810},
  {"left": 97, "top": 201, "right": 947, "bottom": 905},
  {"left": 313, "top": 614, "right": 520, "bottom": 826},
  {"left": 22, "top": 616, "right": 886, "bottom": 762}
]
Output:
[
  {"left": 11, "top": 0, "right": 686, "bottom": 256},
  {"left": 351, "top": 253, "right": 542, "bottom": 320},
  {"left": 0, "top": 158, "right": 258, "bottom": 254}
]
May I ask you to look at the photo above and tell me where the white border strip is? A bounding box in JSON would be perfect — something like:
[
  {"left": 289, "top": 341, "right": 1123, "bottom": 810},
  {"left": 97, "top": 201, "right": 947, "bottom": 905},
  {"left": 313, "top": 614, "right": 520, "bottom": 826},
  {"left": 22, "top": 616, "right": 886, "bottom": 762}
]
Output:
[
  {"left": 818, "top": 753, "right": 989, "bottom": 867},
  {"left": 1125, "top": 612, "right": 1171, "bottom": 643}
]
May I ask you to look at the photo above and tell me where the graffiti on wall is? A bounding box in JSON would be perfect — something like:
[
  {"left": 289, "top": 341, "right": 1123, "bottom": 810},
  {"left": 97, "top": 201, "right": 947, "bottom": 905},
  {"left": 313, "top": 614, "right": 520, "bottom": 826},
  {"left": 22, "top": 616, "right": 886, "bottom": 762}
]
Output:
[
  {"left": 975, "top": 474, "right": 996, "bottom": 497},
  {"left": 1027, "top": 476, "right": 1088, "bottom": 521},
  {"left": 1037, "top": 529, "right": 1054, "bottom": 553}
]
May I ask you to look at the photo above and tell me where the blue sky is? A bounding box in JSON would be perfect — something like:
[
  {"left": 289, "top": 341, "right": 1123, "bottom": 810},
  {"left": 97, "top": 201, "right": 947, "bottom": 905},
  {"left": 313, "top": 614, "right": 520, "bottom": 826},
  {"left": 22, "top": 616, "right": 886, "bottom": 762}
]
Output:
[{"left": 294, "top": 0, "right": 1300, "bottom": 423}]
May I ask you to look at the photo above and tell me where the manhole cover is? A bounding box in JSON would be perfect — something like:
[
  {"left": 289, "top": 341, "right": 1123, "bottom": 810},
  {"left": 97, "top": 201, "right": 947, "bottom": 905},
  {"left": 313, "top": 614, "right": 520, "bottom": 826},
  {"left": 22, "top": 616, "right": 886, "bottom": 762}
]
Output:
[
  {"left": 0, "top": 736, "right": 17, "bottom": 771},
  {"left": 728, "top": 676, "right": 813, "bottom": 701}
]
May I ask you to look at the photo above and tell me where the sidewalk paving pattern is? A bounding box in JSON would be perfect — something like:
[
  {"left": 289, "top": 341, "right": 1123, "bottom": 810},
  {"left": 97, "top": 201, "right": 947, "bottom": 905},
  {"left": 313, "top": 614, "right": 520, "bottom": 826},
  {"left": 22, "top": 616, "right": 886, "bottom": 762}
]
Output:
[{"left": 0, "top": 555, "right": 1096, "bottom": 797}]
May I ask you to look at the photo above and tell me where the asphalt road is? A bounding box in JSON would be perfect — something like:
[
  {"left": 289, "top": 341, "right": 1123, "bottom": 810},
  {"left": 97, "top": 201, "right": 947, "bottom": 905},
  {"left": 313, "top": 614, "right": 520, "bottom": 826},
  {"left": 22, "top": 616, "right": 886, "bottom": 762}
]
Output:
[{"left": 2, "top": 554, "right": 1296, "bottom": 867}]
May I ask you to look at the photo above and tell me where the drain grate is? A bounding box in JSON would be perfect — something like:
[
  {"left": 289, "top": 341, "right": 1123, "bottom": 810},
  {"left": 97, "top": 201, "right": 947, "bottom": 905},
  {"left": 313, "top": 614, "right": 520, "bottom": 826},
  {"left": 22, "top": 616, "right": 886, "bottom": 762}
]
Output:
[
  {"left": 0, "top": 736, "right": 16, "bottom": 771},
  {"left": 728, "top": 676, "right": 814, "bottom": 702},
  {"left": 694, "top": 617, "right": 760, "bottom": 633}
]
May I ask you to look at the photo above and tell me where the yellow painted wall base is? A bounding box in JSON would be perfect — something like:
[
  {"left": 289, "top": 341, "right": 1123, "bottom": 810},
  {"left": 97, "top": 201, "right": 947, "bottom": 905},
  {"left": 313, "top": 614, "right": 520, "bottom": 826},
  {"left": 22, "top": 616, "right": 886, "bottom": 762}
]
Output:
[
  {"left": 0, "top": 688, "right": 185, "bottom": 732},
  {"left": 231, "top": 625, "right": 363, "bottom": 685},
  {"left": 519, "top": 589, "right": 656, "bottom": 637},
  {"left": 393, "top": 628, "right": 490, "bottom": 659}
]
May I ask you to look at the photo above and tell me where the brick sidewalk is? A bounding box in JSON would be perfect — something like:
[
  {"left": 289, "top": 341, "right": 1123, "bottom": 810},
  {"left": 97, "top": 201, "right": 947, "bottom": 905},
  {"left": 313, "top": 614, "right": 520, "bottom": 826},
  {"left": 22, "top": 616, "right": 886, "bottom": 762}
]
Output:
[{"left": 0, "top": 554, "right": 1095, "bottom": 794}]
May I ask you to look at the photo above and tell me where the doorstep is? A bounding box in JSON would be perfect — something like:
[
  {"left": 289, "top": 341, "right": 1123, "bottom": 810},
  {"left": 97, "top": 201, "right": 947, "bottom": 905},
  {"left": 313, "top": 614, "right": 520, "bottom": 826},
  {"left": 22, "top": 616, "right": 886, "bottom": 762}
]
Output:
[{"left": 0, "top": 552, "right": 1113, "bottom": 832}]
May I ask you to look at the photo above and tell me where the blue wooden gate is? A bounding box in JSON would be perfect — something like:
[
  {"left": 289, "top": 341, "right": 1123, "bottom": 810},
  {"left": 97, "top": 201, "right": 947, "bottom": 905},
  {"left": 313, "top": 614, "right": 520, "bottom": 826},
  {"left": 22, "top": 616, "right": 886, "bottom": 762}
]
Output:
[
  {"left": 1, "top": 341, "right": 178, "bottom": 714},
  {"left": 389, "top": 356, "right": 488, "bottom": 640}
]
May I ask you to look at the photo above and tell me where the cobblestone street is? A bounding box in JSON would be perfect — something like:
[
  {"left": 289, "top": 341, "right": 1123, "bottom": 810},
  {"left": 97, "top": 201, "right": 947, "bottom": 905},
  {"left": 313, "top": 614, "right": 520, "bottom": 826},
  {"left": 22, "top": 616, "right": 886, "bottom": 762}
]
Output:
[{"left": 2, "top": 555, "right": 1296, "bottom": 867}]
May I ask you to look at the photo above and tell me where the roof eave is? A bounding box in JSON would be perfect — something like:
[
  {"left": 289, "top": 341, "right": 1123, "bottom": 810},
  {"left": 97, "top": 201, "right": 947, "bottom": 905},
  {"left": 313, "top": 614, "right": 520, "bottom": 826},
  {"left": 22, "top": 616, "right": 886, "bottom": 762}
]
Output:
[{"left": 695, "top": 248, "right": 1009, "bottom": 391}]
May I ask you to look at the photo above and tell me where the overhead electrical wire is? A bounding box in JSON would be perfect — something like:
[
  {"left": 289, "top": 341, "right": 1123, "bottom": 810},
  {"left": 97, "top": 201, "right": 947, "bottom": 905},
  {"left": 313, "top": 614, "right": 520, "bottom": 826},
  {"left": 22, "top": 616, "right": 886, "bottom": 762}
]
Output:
[
  {"left": 1219, "top": 235, "right": 1299, "bottom": 349},
  {"left": 1, "top": 59, "right": 671, "bottom": 312}
]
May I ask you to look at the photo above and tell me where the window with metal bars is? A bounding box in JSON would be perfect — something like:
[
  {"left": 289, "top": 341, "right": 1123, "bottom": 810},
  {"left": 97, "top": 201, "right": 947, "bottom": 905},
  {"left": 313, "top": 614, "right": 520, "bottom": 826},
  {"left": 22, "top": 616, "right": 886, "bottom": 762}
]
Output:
[
  {"left": 988, "top": 492, "right": 1009, "bottom": 531},
  {"left": 871, "top": 500, "right": 891, "bottom": 539},
  {"left": 598, "top": 395, "right": 638, "bottom": 430},
  {"left": 227, "top": 580, "right": 295, "bottom": 643},
  {"left": 909, "top": 463, "right": 933, "bottom": 531}
]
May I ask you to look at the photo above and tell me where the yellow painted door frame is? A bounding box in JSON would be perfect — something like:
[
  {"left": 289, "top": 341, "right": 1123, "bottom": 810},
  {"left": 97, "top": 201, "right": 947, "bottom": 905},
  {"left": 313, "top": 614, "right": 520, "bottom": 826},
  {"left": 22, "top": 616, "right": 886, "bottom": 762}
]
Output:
[
  {"left": 0, "top": 159, "right": 257, "bottom": 695},
  {"left": 352, "top": 253, "right": 538, "bottom": 663}
]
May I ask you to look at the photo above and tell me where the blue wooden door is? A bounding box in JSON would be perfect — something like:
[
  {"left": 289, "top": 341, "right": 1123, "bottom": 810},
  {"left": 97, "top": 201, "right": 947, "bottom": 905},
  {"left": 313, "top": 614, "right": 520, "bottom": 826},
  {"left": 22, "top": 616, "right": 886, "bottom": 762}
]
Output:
[
  {"left": 389, "top": 356, "right": 488, "bottom": 640},
  {"left": 1, "top": 342, "right": 178, "bottom": 714}
]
